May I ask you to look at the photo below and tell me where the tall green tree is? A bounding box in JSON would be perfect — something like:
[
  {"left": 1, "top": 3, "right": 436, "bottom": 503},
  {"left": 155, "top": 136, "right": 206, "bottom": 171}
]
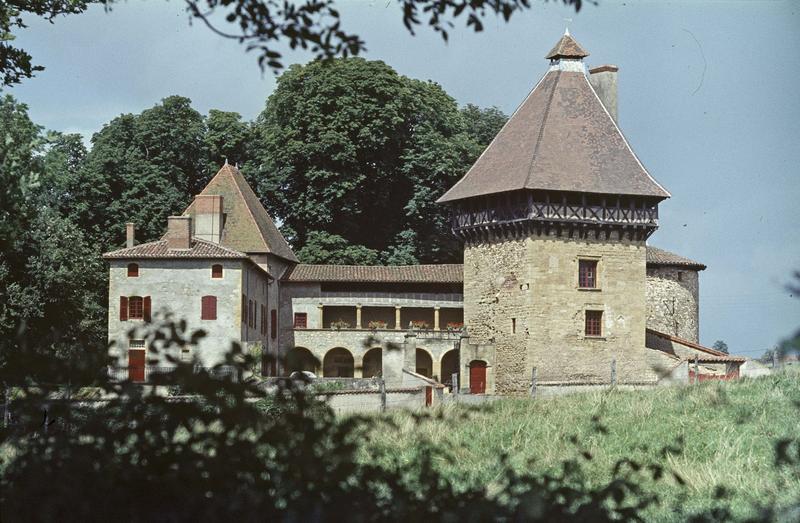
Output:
[{"left": 250, "top": 57, "right": 505, "bottom": 264}]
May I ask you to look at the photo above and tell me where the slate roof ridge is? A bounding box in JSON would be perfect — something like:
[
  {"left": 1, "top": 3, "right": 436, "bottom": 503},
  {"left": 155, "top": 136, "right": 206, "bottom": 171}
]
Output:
[{"left": 524, "top": 70, "right": 562, "bottom": 189}]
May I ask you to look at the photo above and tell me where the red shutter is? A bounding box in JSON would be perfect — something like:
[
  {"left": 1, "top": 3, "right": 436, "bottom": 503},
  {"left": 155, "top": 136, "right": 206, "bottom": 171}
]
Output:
[
  {"left": 143, "top": 296, "right": 151, "bottom": 323},
  {"left": 270, "top": 309, "right": 277, "bottom": 340},
  {"left": 201, "top": 296, "right": 217, "bottom": 320},
  {"left": 120, "top": 296, "right": 128, "bottom": 321}
]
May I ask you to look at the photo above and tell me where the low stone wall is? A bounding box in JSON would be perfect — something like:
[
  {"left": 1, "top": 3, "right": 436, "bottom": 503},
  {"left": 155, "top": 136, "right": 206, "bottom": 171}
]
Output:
[{"left": 316, "top": 387, "right": 426, "bottom": 414}]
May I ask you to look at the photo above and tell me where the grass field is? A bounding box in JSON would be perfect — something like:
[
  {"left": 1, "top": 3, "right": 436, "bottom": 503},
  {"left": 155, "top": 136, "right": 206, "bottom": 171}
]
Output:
[{"left": 363, "top": 371, "right": 800, "bottom": 521}]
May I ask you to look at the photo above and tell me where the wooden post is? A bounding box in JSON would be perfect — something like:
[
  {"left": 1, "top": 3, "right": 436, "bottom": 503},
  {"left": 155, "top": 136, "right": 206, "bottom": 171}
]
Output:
[
  {"left": 530, "top": 367, "right": 537, "bottom": 398},
  {"left": 610, "top": 358, "right": 617, "bottom": 386},
  {"left": 452, "top": 373, "right": 459, "bottom": 395},
  {"left": 772, "top": 351, "right": 778, "bottom": 371},
  {"left": 379, "top": 378, "right": 386, "bottom": 413}
]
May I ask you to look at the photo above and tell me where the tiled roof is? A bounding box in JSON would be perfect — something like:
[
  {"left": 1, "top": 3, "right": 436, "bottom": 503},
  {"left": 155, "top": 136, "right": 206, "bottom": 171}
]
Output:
[
  {"left": 545, "top": 32, "right": 589, "bottom": 59},
  {"left": 180, "top": 164, "right": 298, "bottom": 262},
  {"left": 103, "top": 238, "right": 248, "bottom": 259},
  {"left": 646, "top": 329, "right": 746, "bottom": 363},
  {"left": 646, "top": 246, "right": 706, "bottom": 270},
  {"left": 283, "top": 264, "right": 464, "bottom": 283},
  {"left": 438, "top": 34, "right": 669, "bottom": 203}
]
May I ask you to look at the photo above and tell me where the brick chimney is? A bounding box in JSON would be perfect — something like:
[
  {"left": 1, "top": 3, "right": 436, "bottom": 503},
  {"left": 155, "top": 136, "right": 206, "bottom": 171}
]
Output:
[
  {"left": 589, "top": 65, "right": 619, "bottom": 123},
  {"left": 193, "top": 194, "right": 224, "bottom": 244},
  {"left": 126, "top": 222, "right": 135, "bottom": 248},
  {"left": 166, "top": 216, "right": 192, "bottom": 250}
]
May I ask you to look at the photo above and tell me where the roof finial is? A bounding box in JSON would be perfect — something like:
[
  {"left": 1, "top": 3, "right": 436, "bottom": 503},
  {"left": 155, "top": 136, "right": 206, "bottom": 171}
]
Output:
[
  {"left": 224, "top": 157, "right": 229, "bottom": 166},
  {"left": 564, "top": 17, "right": 572, "bottom": 36}
]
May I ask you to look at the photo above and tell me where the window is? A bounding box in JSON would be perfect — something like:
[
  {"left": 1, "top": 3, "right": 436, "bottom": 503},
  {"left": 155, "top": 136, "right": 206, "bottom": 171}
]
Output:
[
  {"left": 128, "top": 296, "right": 144, "bottom": 320},
  {"left": 211, "top": 264, "right": 223, "bottom": 279},
  {"left": 585, "top": 310, "right": 603, "bottom": 337},
  {"left": 677, "top": 271, "right": 683, "bottom": 282},
  {"left": 270, "top": 309, "right": 277, "bottom": 340},
  {"left": 201, "top": 296, "right": 217, "bottom": 320},
  {"left": 294, "top": 313, "right": 308, "bottom": 329},
  {"left": 511, "top": 318, "right": 516, "bottom": 334},
  {"left": 127, "top": 263, "right": 139, "bottom": 277},
  {"left": 579, "top": 260, "right": 598, "bottom": 288}
]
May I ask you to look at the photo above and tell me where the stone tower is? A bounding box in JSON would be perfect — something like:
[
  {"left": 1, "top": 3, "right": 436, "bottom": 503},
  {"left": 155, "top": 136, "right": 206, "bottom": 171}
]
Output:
[{"left": 438, "top": 31, "right": 671, "bottom": 394}]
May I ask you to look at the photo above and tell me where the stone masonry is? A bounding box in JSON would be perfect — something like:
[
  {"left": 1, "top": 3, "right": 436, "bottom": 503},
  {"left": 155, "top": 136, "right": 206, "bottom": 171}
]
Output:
[{"left": 646, "top": 266, "right": 700, "bottom": 342}]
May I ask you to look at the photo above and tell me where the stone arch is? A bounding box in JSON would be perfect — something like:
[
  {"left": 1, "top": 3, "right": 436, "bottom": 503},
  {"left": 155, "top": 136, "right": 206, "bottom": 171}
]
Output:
[
  {"left": 286, "top": 347, "right": 319, "bottom": 375},
  {"left": 362, "top": 347, "right": 382, "bottom": 378},
  {"left": 440, "top": 349, "right": 460, "bottom": 390},
  {"left": 415, "top": 347, "right": 434, "bottom": 378},
  {"left": 323, "top": 347, "right": 354, "bottom": 377}
]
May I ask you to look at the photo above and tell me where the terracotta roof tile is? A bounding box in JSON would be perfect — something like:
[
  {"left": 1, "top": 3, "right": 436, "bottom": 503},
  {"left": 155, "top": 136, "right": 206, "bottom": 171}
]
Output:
[
  {"left": 646, "top": 246, "right": 706, "bottom": 270},
  {"left": 283, "top": 264, "right": 464, "bottom": 283},
  {"left": 103, "top": 238, "right": 248, "bottom": 259},
  {"left": 646, "top": 329, "right": 745, "bottom": 363},
  {"left": 180, "top": 164, "right": 299, "bottom": 262},
  {"left": 439, "top": 35, "right": 669, "bottom": 203}
]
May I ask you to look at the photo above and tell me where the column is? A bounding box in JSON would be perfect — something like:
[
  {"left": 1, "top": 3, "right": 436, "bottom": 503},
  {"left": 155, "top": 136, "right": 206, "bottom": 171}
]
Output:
[
  {"left": 434, "top": 306, "right": 441, "bottom": 331},
  {"left": 356, "top": 304, "right": 362, "bottom": 329},
  {"left": 317, "top": 304, "right": 324, "bottom": 329},
  {"left": 395, "top": 306, "right": 402, "bottom": 330}
]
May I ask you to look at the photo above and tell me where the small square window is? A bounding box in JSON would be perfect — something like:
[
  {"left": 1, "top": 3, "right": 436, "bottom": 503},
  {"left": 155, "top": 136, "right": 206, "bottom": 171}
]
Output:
[
  {"left": 585, "top": 310, "right": 602, "bottom": 337},
  {"left": 294, "top": 313, "right": 308, "bottom": 329},
  {"left": 211, "top": 264, "right": 223, "bottom": 279},
  {"left": 127, "top": 263, "right": 139, "bottom": 277},
  {"left": 579, "top": 260, "right": 598, "bottom": 288}
]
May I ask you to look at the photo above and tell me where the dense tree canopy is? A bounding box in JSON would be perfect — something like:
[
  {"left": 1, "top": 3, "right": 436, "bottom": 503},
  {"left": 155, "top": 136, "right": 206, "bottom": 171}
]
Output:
[{"left": 250, "top": 57, "right": 506, "bottom": 264}]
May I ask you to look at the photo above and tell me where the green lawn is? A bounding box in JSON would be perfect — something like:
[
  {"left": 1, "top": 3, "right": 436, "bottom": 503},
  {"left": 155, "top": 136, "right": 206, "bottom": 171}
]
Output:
[{"left": 363, "top": 371, "right": 800, "bottom": 521}]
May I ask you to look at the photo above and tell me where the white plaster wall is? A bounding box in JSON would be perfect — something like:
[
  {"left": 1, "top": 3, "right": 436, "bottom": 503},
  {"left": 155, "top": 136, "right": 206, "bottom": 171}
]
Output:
[{"left": 107, "top": 259, "right": 244, "bottom": 367}]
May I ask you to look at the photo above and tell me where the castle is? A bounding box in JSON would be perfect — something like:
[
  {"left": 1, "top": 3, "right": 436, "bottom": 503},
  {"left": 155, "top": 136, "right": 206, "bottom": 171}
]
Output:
[{"left": 104, "top": 32, "right": 743, "bottom": 392}]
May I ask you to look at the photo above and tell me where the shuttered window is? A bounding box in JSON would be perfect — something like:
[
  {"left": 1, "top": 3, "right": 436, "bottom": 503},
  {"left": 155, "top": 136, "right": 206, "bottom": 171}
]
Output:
[
  {"left": 211, "top": 264, "right": 223, "bottom": 279},
  {"left": 579, "top": 260, "right": 598, "bottom": 288},
  {"left": 248, "top": 300, "right": 254, "bottom": 328},
  {"left": 242, "top": 295, "right": 247, "bottom": 324},
  {"left": 120, "top": 296, "right": 128, "bottom": 320},
  {"left": 127, "top": 263, "right": 139, "bottom": 277},
  {"left": 294, "top": 313, "right": 307, "bottom": 329},
  {"left": 585, "top": 310, "right": 603, "bottom": 337},
  {"left": 270, "top": 309, "right": 277, "bottom": 340},
  {"left": 261, "top": 305, "right": 267, "bottom": 335},
  {"left": 201, "top": 296, "right": 217, "bottom": 320},
  {"left": 128, "top": 296, "right": 144, "bottom": 320}
]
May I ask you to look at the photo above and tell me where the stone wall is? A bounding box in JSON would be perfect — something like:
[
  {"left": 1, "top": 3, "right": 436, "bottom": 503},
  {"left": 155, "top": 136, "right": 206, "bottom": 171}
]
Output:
[
  {"left": 464, "top": 230, "right": 660, "bottom": 394},
  {"left": 107, "top": 259, "right": 247, "bottom": 367},
  {"left": 646, "top": 266, "right": 700, "bottom": 342}
]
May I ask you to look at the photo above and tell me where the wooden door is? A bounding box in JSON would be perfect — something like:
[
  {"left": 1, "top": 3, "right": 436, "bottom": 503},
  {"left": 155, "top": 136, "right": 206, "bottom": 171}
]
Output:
[
  {"left": 128, "top": 349, "right": 146, "bottom": 382},
  {"left": 469, "top": 361, "right": 487, "bottom": 394}
]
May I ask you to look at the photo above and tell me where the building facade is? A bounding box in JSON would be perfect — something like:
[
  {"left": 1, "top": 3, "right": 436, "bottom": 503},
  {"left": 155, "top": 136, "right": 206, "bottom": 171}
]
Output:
[{"left": 104, "top": 32, "right": 743, "bottom": 389}]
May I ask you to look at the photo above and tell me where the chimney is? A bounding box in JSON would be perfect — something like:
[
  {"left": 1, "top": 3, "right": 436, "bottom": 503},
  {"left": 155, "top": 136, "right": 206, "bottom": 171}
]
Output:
[
  {"left": 193, "top": 194, "right": 224, "bottom": 244},
  {"left": 166, "top": 216, "right": 192, "bottom": 250},
  {"left": 589, "top": 65, "right": 619, "bottom": 123},
  {"left": 126, "top": 222, "right": 135, "bottom": 248}
]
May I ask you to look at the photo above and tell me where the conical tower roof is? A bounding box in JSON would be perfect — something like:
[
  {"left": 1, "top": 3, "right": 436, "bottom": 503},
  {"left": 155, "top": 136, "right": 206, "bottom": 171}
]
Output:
[
  {"left": 439, "top": 32, "right": 669, "bottom": 203},
  {"left": 182, "top": 163, "right": 298, "bottom": 262}
]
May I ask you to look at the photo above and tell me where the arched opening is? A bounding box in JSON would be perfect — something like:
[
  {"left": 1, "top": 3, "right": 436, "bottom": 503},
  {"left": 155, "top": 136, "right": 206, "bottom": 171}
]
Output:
[
  {"left": 286, "top": 347, "right": 318, "bottom": 375},
  {"left": 362, "top": 348, "right": 382, "bottom": 378},
  {"left": 323, "top": 347, "right": 354, "bottom": 377},
  {"left": 441, "top": 349, "right": 460, "bottom": 390},
  {"left": 469, "top": 360, "right": 487, "bottom": 394},
  {"left": 416, "top": 348, "right": 433, "bottom": 378}
]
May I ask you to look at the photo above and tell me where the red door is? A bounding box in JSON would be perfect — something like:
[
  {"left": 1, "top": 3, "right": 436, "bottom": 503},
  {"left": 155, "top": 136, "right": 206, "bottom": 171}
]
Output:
[
  {"left": 128, "top": 349, "right": 145, "bottom": 382},
  {"left": 469, "top": 361, "right": 487, "bottom": 394}
]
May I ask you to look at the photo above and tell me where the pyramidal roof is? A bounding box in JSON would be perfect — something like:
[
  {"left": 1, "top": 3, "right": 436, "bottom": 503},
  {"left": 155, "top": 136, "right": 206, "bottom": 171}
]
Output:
[
  {"left": 439, "top": 33, "right": 670, "bottom": 203},
  {"left": 545, "top": 29, "right": 589, "bottom": 59},
  {"left": 183, "top": 163, "right": 298, "bottom": 262}
]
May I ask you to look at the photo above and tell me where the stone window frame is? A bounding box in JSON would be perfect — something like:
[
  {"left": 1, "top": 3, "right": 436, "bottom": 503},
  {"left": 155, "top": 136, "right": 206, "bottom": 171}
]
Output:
[
  {"left": 584, "top": 308, "right": 605, "bottom": 339},
  {"left": 576, "top": 255, "right": 602, "bottom": 291}
]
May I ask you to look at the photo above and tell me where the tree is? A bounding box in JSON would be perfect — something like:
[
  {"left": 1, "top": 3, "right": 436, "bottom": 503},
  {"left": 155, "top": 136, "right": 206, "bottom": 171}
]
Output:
[
  {"left": 461, "top": 103, "right": 508, "bottom": 146},
  {"left": 250, "top": 57, "right": 504, "bottom": 264},
  {"left": 202, "top": 110, "right": 254, "bottom": 192},
  {"left": 712, "top": 340, "right": 729, "bottom": 354},
  {"left": 295, "top": 231, "right": 380, "bottom": 265},
  {"left": 1, "top": 0, "right": 583, "bottom": 86}
]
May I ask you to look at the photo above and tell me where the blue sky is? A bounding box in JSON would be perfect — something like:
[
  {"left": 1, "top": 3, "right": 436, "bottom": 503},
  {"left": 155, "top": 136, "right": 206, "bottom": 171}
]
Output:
[{"left": 9, "top": 1, "right": 800, "bottom": 357}]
